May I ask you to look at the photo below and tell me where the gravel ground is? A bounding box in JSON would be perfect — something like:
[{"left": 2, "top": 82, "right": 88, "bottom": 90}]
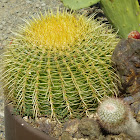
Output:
[{"left": 0, "top": 0, "right": 64, "bottom": 139}]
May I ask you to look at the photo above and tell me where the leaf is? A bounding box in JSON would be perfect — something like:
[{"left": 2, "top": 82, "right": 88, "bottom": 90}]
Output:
[{"left": 61, "top": 0, "right": 100, "bottom": 10}]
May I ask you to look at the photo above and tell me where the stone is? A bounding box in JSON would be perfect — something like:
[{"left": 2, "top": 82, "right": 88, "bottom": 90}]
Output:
[
  {"left": 130, "top": 100, "right": 140, "bottom": 115},
  {"left": 78, "top": 118, "right": 101, "bottom": 139},
  {"left": 41, "top": 3, "right": 46, "bottom": 7},
  {"left": 136, "top": 111, "right": 140, "bottom": 123},
  {"left": 35, "top": 3, "right": 41, "bottom": 8},
  {"left": 0, "top": 25, "right": 3, "bottom": 30},
  {"left": 123, "top": 96, "right": 134, "bottom": 104},
  {"left": 26, "top": 0, "right": 32, "bottom": 4},
  {"left": 106, "top": 133, "right": 133, "bottom": 140},
  {"left": 63, "top": 118, "right": 80, "bottom": 135},
  {"left": 74, "top": 131, "right": 83, "bottom": 139},
  {"left": 1, "top": 0, "right": 8, "bottom": 3},
  {"left": 112, "top": 38, "right": 140, "bottom": 96},
  {"left": 123, "top": 92, "right": 140, "bottom": 117},
  {"left": 61, "top": 131, "right": 73, "bottom": 140}
]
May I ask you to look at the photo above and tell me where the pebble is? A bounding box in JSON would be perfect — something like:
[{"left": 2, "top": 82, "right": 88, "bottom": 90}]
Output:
[
  {"left": 63, "top": 119, "right": 80, "bottom": 134},
  {"left": 41, "top": 3, "right": 46, "bottom": 7},
  {"left": 1, "top": 0, "right": 8, "bottom": 3},
  {"left": 123, "top": 96, "right": 134, "bottom": 104},
  {"left": 35, "top": 3, "right": 40, "bottom": 8},
  {"left": 136, "top": 111, "right": 140, "bottom": 123},
  {"left": 26, "top": 0, "right": 32, "bottom": 4},
  {"left": 106, "top": 133, "right": 133, "bottom": 140},
  {"left": 0, "top": 25, "right": 3, "bottom": 30},
  {"left": 1, "top": 21, "right": 6, "bottom": 25},
  {"left": 78, "top": 118, "right": 101, "bottom": 139},
  {"left": 61, "top": 131, "right": 73, "bottom": 140}
]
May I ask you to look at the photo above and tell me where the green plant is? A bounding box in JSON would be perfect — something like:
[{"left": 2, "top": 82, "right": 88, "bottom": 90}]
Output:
[
  {"left": 97, "top": 98, "right": 129, "bottom": 133},
  {"left": 61, "top": 0, "right": 140, "bottom": 38},
  {"left": 97, "top": 98, "right": 140, "bottom": 139},
  {"left": 1, "top": 10, "right": 120, "bottom": 122}
]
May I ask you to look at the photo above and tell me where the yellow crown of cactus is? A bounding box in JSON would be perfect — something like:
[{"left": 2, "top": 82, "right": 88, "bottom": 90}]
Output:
[
  {"left": 24, "top": 10, "right": 90, "bottom": 49},
  {"left": 1, "top": 9, "right": 120, "bottom": 122}
]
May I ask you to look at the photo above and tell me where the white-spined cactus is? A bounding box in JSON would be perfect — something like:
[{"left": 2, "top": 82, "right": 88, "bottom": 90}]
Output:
[
  {"left": 97, "top": 98, "right": 140, "bottom": 139},
  {"left": 97, "top": 98, "right": 129, "bottom": 133}
]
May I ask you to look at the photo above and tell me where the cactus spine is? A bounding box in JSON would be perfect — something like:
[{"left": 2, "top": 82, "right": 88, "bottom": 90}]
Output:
[{"left": 2, "top": 10, "right": 120, "bottom": 121}]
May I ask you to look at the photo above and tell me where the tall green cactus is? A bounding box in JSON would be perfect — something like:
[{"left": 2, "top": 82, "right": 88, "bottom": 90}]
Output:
[
  {"left": 101, "top": 0, "right": 140, "bottom": 38},
  {"left": 61, "top": 0, "right": 100, "bottom": 10},
  {"left": 61, "top": 0, "right": 140, "bottom": 38},
  {"left": 1, "top": 10, "right": 120, "bottom": 121}
]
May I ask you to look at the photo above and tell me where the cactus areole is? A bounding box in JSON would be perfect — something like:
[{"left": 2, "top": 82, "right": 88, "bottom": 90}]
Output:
[{"left": 2, "top": 10, "right": 120, "bottom": 122}]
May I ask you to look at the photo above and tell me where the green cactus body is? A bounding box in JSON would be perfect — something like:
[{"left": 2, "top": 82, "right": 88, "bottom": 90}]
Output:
[
  {"left": 100, "top": 0, "right": 140, "bottom": 38},
  {"left": 2, "top": 10, "right": 120, "bottom": 121},
  {"left": 61, "top": 0, "right": 100, "bottom": 10},
  {"left": 97, "top": 98, "right": 130, "bottom": 134}
]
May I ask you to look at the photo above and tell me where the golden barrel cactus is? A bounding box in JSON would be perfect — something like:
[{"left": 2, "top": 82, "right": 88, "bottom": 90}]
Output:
[{"left": 1, "top": 10, "right": 120, "bottom": 121}]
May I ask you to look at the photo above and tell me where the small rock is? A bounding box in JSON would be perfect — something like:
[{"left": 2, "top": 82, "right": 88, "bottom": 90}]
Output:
[
  {"left": 2, "top": 40, "right": 8, "bottom": 46},
  {"left": 41, "top": 3, "right": 46, "bottom": 7},
  {"left": 60, "top": 131, "right": 73, "bottom": 140},
  {"left": 63, "top": 119, "right": 80, "bottom": 135},
  {"left": 52, "top": 124, "right": 62, "bottom": 138},
  {"left": 78, "top": 118, "right": 101, "bottom": 139},
  {"left": 1, "top": 0, "right": 8, "bottom": 3},
  {"left": 1, "top": 21, "right": 6, "bottom": 25},
  {"left": 25, "top": 11, "right": 29, "bottom": 14},
  {"left": 74, "top": 131, "right": 83, "bottom": 139},
  {"left": 130, "top": 101, "right": 140, "bottom": 115},
  {"left": 35, "top": 117, "right": 54, "bottom": 135},
  {"left": 35, "top": 3, "right": 40, "bottom": 8},
  {"left": 0, "top": 25, "right": 3, "bottom": 30},
  {"left": 106, "top": 133, "right": 133, "bottom": 140},
  {"left": 26, "top": 0, "right": 32, "bottom": 4},
  {"left": 136, "top": 111, "right": 140, "bottom": 123},
  {"left": 123, "top": 96, "right": 134, "bottom": 104},
  {"left": 23, "top": 116, "right": 28, "bottom": 122}
]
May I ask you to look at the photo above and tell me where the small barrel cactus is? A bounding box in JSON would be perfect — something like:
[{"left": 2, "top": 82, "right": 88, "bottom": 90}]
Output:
[
  {"left": 97, "top": 98, "right": 130, "bottom": 133},
  {"left": 1, "top": 9, "right": 120, "bottom": 121},
  {"left": 97, "top": 97, "right": 140, "bottom": 139}
]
